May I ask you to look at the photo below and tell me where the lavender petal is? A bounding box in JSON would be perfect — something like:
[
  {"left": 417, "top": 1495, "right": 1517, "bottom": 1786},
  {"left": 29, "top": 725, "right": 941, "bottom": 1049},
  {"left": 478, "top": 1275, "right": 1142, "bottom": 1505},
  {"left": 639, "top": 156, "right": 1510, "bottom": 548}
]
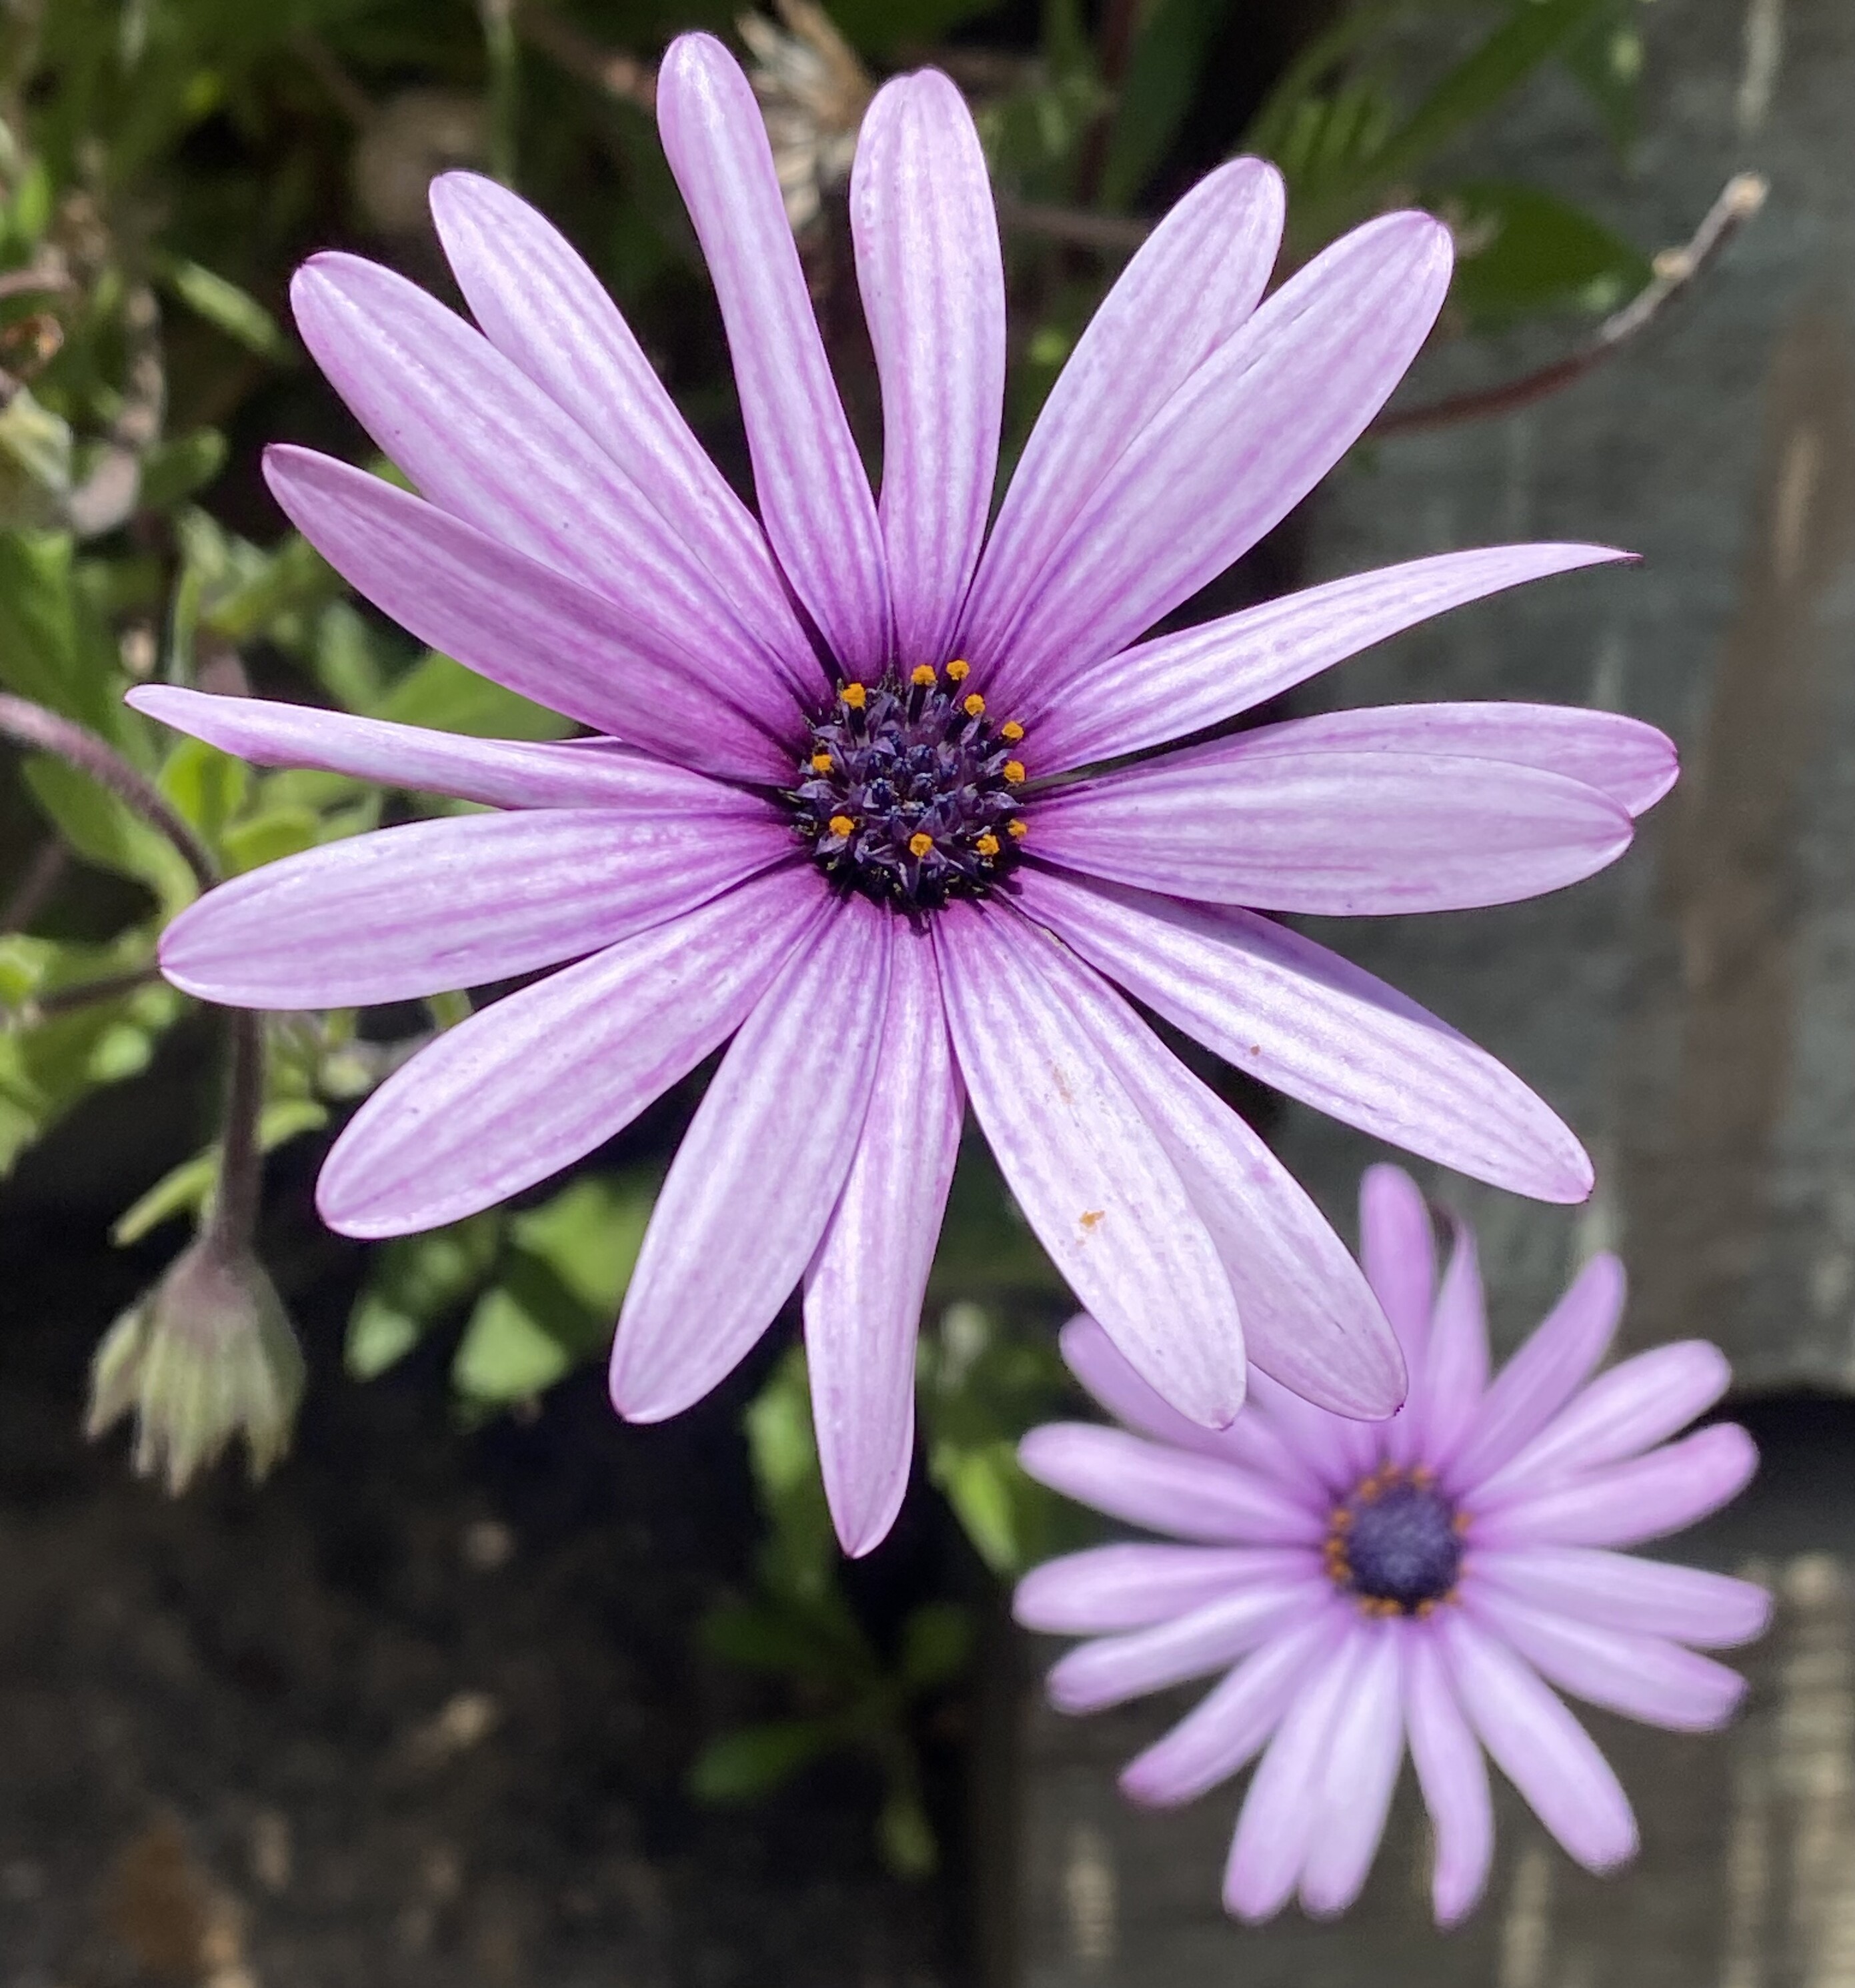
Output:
[
  {"left": 315, "top": 866, "right": 827, "bottom": 1236},
  {"left": 851, "top": 71, "right": 1004, "bottom": 668},
  {"left": 265, "top": 447, "right": 789, "bottom": 782},
  {"left": 429, "top": 171, "right": 820, "bottom": 700},
  {"left": 1030, "top": 747, "right": 1633, "bottom": 916},
  {"left": 159, "top": 807, "right": 793, "bottom": 1009},
  {"left": 656, "top": 34, "right": 889, "bottom": 674},
  {"left": 1032, "top": 546, "right": 1632, "bottom": 770},
  {"left": 1014, "top": 868, "right": 1592, "bottom": 1201},
  {"left": 609, "top": 897, "right": 891, "bottom": 1421},
  {"left": 803, "top": 926, "right": 961, "bottom": 1555}
]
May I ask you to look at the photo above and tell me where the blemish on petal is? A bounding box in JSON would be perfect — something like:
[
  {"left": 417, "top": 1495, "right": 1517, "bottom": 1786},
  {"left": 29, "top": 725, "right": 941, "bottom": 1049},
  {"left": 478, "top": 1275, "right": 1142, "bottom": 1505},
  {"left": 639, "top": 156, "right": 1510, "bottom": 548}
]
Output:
[{"left": 1078, "top": 1209, "right": 1105, "bottom": 1232}]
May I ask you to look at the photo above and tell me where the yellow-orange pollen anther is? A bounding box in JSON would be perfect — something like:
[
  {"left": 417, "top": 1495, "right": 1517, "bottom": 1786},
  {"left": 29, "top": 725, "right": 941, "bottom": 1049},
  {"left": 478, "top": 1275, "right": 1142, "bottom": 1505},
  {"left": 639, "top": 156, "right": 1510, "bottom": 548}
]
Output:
[
  {"left": 841, "top": 682, "right": 867, "bottom": 710},
  {"left": 810, "top": 750, "right": 833, "bottom": 774},
  {"left": 963, "top": 693, "right": 986, "bottom": 719},
  {"left": 910, "top": 664, "right": 938, "bottom": 688},
  {"left": 908, "top": 832, "right": 936, "bottom": 859},
  {"left": 1000, "top": 720, "right": 1025, "bottom": 742},
  {"left": 974, "top": 832, "right": 1001, "bottom": 858},
  {"left": 1003, "top": 760, "right": 1026, "bottom": 784},
  {"left": 946, "top": 659, "right": 972, "bottom": 682},
  {"left": 1007, "top": 819, "right": 1028, "bottom": 840},
  {"left": 828, "top": 814, "right": 856, "bottom": 839}
]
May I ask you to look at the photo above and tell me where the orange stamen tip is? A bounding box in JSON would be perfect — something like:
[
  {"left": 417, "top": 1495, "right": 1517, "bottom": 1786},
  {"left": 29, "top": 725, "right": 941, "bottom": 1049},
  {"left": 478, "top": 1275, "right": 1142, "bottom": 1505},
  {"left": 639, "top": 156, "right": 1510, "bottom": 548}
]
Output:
[
  {"left": 828, "top": 814, "right": 856, "bottom": 838},
  {"left": 974, "top": 832, "right": 1000, "bottom": 858},
  {"left": 1003, "top": 759, "right": 1026, "bottom": 784},
  {"left": 1006, "top": 818, "right": 1028, "bottom": 840},
  {"left": 810, "top": 751, "right": 833, "bottom": 774},
  {"left": 911, "top": 664, "right": 938, "bottom": 686},
  {"left": 841, "top": 682, "right": 867, "bottom": 709},
  {"left": 908, "top": 832, "right": 934, "bottom": 858},
  {"left": 946, "top": 659, "right": 971, "bottom": 682},
  {"left": 1000, "top": 720, "right": 1026, "bottom": 742},
  {"left": 963, "top": 692, "right": 986, "bottom": 718}
]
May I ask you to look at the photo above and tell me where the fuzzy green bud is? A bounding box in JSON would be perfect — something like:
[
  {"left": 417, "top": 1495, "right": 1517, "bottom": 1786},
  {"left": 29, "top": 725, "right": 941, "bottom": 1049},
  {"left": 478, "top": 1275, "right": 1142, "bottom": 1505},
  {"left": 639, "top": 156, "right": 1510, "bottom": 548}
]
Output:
[{"left": 86, "top": 1237, "right": 305, "bottom": 1495}]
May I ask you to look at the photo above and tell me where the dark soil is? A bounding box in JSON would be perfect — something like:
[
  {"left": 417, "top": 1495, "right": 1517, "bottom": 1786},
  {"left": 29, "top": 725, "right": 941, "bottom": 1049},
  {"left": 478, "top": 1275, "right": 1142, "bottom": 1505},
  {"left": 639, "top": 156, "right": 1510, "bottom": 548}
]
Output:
[{"left": 0, "top": 1118, "right": 988, "bottom": 1988}]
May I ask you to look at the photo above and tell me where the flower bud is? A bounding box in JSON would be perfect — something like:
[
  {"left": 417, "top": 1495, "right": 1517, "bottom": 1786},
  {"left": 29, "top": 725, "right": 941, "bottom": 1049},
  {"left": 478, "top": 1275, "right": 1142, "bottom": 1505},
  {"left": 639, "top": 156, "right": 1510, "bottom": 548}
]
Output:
[{"left": 86, "top": 1238, "right": 305, "bottom": 1495}]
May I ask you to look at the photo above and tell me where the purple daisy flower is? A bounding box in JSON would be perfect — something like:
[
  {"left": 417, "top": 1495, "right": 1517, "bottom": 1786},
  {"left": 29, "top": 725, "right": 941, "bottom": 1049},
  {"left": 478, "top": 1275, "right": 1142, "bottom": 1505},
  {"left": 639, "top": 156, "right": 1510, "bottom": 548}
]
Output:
[
  {"left": 1015, "top": 1164, "right": 1768, "bottom": 1925},
  {"left": 131, "top": 34, "right": 1673, "bottom": 1555}
]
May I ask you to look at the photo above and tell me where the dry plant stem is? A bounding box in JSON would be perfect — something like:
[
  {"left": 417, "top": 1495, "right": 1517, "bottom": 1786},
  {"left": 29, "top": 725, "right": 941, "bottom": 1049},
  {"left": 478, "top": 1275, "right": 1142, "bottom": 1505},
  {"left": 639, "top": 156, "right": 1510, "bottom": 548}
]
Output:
[
  {"left": 3, "top": 965, "right": 161, "bottom": 1028},
  {"left": 0, "top": 692, "right": 217, "bottom": 892},
  {"left": 517, "top": 1, "right": 657, "bottom": 110},
  {"left": 293, "top": 30, "right": 377, "bottom": 125},
  {"left": 0, "top": 265, "right": 74, "bottom": 302},
  {"left": 1, "top": 838, "right": 67, "bottom": 932},
  {"left": 1372, "top": 173, "right": 1768, "bottom": 437},
  {"left": 994, "top": 194, "right": 1152, "bottom": 255}
]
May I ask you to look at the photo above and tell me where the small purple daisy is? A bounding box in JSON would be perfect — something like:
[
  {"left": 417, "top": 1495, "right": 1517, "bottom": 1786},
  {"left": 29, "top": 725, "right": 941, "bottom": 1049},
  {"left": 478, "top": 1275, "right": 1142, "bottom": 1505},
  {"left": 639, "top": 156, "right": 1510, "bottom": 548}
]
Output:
[
  {"left": 1015, "top": 1164, "right": 1767, "bottom": 1925},
  {"left": 133, "top": 33, "right": 1673, "bottom": 1555}
]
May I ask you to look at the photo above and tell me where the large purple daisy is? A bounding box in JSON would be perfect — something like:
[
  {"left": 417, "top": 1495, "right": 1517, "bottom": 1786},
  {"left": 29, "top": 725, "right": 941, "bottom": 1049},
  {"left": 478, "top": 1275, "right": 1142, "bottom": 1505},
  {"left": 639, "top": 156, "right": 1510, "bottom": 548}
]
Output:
[
  {"left": 133, "top": 34, "right": 1673, "bottom": 1554},
  {"left": 1016, "top": 1165, "right": 1765, "bottom": 1924}
]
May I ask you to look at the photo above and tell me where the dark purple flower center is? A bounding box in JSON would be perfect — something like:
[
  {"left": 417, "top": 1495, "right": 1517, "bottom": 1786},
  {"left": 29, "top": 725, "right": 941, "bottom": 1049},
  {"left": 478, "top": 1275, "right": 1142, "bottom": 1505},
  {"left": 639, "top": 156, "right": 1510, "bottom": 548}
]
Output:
[
  {"left": 1324, "top": 1466, "right": 1462, "bottom": 1617},
  {"left": 787, "top": 662, "right": 1028, "bottom": 909}
]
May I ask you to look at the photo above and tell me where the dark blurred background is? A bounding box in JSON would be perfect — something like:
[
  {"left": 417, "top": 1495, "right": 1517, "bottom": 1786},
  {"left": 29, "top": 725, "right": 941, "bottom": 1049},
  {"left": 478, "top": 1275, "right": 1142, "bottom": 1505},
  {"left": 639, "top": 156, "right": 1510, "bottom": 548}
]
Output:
[{"left": 3, "top": 0, "right": 1852, "bottom": 1982}]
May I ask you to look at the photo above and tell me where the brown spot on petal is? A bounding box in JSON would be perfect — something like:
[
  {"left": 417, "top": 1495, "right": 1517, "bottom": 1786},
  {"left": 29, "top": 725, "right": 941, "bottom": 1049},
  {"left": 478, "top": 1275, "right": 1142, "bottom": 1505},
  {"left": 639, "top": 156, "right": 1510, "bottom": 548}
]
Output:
[{"left": 1078, "top": 1210, "right": 1105, "bottom": 1232}]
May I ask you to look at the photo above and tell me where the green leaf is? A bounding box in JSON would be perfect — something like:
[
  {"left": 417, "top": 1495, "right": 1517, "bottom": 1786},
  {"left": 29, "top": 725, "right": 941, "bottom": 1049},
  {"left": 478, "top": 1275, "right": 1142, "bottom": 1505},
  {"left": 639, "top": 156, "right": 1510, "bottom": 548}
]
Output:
[
  {"left": 1442, "top": 179, "right": 1650, "bottom": 325},
  {"left": 161, "top": 257, "right": 291, "bottom": 361},
  {"left": 689, "top": 1719, "right": 833, "bottom": 1803},
  {"left": 700, "top": 1598, "right": 852, "bottom": 1680},
  {"left": 21, "top": 758, "right": 198, "bottom": 913},
  {"left": 0, "top": 386, "right": 73, "bottom": 528},
  {"left": 137, "top": 429, "right": 228, "bottom": 512},
  {"left": 451, "top": 1284, "right": 575, "bottom": 1403},
  {"left": 371, "top": 650, "right": 574, "bottom": 742},
  {"left": 897, "top": 1602, "right": 975, "bottom": 1692},
  {"left": 219, "top": 804, "right": 323, "bottom": 874},
  {"left": 876, "top": 1783, "right": 938, "bottom": 1879},
  {"left": 0, "top": 532, "right": 116, "bottom": 732},
  {"left": 311, "top": 600, "right": 387, "bottom": 713},
  {"left": 509, "top": 1170, "right": 656, "bottom": 1314},
  {"left": 0, "top": 936, "right": 178, "bottom": 1174},
  {"left": 1558, "top": 0, "right": 1645, "bottom": 150},
  {"left": 344, "top": 1212, "right": 503, "bottom": 1379},
  {"left": 1366, "top": 0, "right": 1615, "bottom": 191},
  {"left": 1100, "top": 0, "right": 1234, "bottom": 211},
  {"left": 929, "top": 1438, "right": 1026, "bottom": 1575},
  {"left": 157, "top": 734, "right": 249, "bottom": 848}
]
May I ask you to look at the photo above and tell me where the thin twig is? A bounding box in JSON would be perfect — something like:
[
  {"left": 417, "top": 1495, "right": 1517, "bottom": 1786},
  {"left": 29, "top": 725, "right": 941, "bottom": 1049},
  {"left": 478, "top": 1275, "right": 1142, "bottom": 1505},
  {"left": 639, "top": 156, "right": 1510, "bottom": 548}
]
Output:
[
  {"left": 1372, "top": 173, "right": 1768, "bottom": 437},
  {"left": 4, "top": 964, "right": 159, "bottom": 1028},
  {"left": 516, "top": 2, "right": 656, "bottom": 111},
  {"left": 0, "top": 692, "right": 217, "bottom": 892},
  {"left": 994, "top": 193, "right": 1151, "bottom": 255},
  {"left": 292, "top": 29, "right": 377, "bottom": 125},
  {"left": 1, "top": 838, "right": 67, "bottom": 932},
  {"left": 0, "top": 264, "right": 74, "bottom": 302}
]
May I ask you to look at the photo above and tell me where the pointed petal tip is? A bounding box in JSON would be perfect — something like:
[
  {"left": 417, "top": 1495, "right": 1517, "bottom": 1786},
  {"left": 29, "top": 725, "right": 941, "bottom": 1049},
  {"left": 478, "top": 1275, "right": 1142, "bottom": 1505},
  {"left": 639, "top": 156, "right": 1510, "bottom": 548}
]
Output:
[{"left": 826, "top": 1469, "right": 911, "bottom": 1559}]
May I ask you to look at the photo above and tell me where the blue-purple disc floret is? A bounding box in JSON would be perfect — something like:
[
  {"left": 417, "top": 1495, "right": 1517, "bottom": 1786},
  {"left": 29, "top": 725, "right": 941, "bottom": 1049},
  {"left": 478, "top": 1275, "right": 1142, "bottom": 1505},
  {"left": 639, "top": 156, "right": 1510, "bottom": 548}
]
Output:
[
  {"left": 1327, "top": 1466, "right": 1463, "bottom": 1614},
  {"left": 789, "top": 663, "right": 1028, "bottom": 908}
]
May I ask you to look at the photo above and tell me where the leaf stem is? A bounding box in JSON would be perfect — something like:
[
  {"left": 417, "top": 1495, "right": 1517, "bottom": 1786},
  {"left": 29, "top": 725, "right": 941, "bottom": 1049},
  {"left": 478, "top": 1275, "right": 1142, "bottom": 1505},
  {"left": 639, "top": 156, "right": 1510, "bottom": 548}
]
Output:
[
  {"left": 1373, "top": 173, "right": 1768, "bottom": 437},
  {"left": 205, "top": 1009, "right": 265, "bottom": 1254},
  {"left": 0, "top": 692, "right": 217, "bottom": 892}
]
